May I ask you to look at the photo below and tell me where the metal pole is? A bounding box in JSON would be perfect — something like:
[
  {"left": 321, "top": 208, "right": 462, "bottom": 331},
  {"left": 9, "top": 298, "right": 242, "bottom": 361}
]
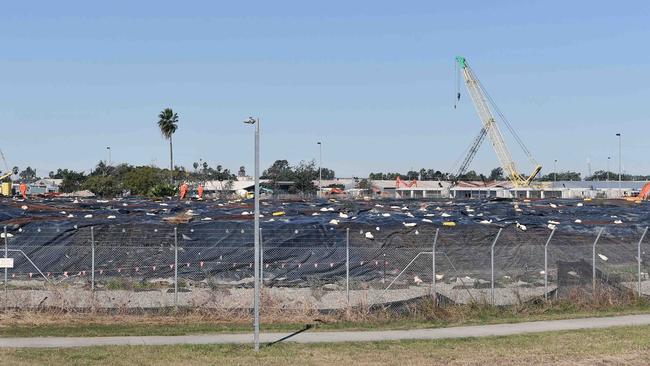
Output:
[
  {"left": 554, "top": 159, "right": 557, "bottom": 183},
  {"left": 638, "top": 227, "right": 649, "bottom": 297},
  {"left": 174, "top": 227, "right": 178, "bottom": 308},
  {"left": 253, "top": 119, "right": 261, "bottom": 352},
  {"left": 544, "top": 228, "right": 556, "bottom": 301},
  {"left": 346, "top": 228, "right": 350, "bottom": 304},
  {"left": 91, "top": 227, "right": 95, "bottom": 293},
  {"left": 491, "top": 228, "right": 503, "bottom": 306},
  {"left": 3, "top": 226, "right": 7, "bottom": 310},
  {"left": 617, "top": 133, "right": 622, "bottom": 194},
  {"left": 317, "top": 141, "right": 322, "bottom": 198},
  {"left": 592, "top": 227, "right": 604, "bottom": 296},
  {"left": 432, "top": 228, "right": 439, "bottom": 305},
  {"left": 606, "top": 157, "right": 610, "bottom": 181},
  {"left": 260, "top": 228, "right": 264, "bottom": 289}
]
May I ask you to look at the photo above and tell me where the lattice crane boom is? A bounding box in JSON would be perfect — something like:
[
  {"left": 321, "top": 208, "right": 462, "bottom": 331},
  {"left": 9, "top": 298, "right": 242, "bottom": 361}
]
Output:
[{"left": 455, "top": 56, "right": 541, "bottom": 187}]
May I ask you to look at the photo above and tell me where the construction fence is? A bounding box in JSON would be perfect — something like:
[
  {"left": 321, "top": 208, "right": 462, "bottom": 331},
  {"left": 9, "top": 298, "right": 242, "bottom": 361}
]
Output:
[{"left": 1, "top": 224, "right": 649, "bottom": 310}]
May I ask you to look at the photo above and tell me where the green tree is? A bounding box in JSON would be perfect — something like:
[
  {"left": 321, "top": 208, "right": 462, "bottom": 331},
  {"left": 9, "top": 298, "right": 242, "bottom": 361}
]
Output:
[
  {"left": 19, "top": 166, "right": 38, "bottom": 182},
  {"left": 489, "top": 167, "right": 504, "bottom": 181},
  {"left": 122, "top": 166, "right": 165, "bottom": 195},
  {"left": 50, "top": 169, "right": 86, "bottom": 193},
  {"left": 157, "top": 108, "right": 179, "bottom": 184},
  {"left": 83, "top": 175, "right": 122, "bottom": 197}
]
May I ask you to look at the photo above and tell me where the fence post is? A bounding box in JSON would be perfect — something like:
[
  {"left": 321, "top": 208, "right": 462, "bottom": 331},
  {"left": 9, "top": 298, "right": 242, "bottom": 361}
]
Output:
[
  {"left": 592, "top": 227, "right": 604, "bottom": 297},
  {"left": 346, "top": 228, "right": 350, "bottom": 304},
  {"left": 491, "top": 228, "right": 503, "bottom": 306},
  {"left": 3, "top": 225, "right": 7, "bottom": 311},
  {"left": 174, "top": 227, "right": 178, "bottom": 308},
  {"left": 544, "top": 227, "right": 556, "bottom": 301},
  {"left": 432, "top": 228, "right": 439, "bottom": 305},
  {"left": 638, "top": 227, "right": 649, "bottom": 297},
  {"left": 91, "top": 227, "right": 95, "bottom": 294}
]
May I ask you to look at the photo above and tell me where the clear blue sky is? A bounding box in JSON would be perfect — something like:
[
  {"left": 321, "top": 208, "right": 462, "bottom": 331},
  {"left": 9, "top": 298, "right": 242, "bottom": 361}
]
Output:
[{"left": 1, "top": 1, "right": 649, "bottom": 178}]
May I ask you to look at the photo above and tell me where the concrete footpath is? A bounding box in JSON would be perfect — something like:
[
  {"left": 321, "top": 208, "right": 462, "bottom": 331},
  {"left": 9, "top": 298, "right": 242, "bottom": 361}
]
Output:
[{"left": 1, "top": 314, "right": 649, "bottom": 349}]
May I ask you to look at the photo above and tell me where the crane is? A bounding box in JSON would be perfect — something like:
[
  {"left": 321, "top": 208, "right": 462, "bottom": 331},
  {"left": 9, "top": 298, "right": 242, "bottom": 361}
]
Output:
[{"left": 454, "top": 56, "right": 542, "bottom": 187}]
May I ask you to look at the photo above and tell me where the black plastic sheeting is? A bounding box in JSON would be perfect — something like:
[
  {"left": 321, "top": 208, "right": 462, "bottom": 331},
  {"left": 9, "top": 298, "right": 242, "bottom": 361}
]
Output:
[{"left": 1, "top": 197, "right": 649, "bottom": 286}]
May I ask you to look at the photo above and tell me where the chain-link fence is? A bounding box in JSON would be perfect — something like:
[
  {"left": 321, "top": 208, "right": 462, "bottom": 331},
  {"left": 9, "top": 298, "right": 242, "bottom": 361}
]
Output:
[{"left": 1, "top": 224, "right": 648, "bottom": 310}]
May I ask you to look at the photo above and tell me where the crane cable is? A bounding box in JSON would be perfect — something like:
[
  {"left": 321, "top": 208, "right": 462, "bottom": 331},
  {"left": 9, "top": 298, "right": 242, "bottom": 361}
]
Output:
[{"left": 473, "top": 74, "right": 539, "bottom": 167}]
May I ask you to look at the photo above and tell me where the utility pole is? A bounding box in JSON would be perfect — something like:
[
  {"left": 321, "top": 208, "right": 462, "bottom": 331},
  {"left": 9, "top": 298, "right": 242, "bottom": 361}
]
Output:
[
  {"left": 243, "top": 116, "right": 261, "bottom": 352},
  {"left": 607, "top": 156, "right": 611, "bottom": 181},
  {"left": 617, "top": 133, "right": 622, "bottom": 195},
  {"left": 554, "top": 159, "right": 558, "bottom": 183}
]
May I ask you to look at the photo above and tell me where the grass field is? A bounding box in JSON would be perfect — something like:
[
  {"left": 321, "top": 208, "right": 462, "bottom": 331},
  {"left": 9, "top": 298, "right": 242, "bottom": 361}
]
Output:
[
  {"left": 2, "top": 325, "right": 649, "bottom": 365},
  {"left": 1, "top": 297, "right": 649, "bottom": 338}
]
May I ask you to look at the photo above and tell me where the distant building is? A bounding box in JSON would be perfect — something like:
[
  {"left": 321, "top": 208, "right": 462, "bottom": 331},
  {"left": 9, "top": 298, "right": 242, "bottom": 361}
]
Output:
[{"left": 27, "top": 178, "right": 62, "bottom": 195}]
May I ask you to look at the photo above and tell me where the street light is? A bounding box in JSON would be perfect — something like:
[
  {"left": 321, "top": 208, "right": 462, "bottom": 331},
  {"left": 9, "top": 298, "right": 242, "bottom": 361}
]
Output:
[
  {"left": 616, "top": 133, "right": 622, "bottom": 195},
  {"left": 554, "top": 159, "right": 558, "bottom": 183},
  {"left": 243, "top": 116, "right": 260, "bottom": 352},
  {"left": 607, "top": 156, "right": 611, "bottom": 182},
  {"left": 106, "top": 146, "right": 111, "bottom": 166},
  {"left": 317, "top": 142, "right": 322, "bottom": 198}
]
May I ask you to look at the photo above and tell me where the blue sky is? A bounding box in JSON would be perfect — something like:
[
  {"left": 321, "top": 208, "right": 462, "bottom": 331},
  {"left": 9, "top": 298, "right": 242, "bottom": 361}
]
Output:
[{"left": 1, "top": 1, "right": 648, "bottom": 178}]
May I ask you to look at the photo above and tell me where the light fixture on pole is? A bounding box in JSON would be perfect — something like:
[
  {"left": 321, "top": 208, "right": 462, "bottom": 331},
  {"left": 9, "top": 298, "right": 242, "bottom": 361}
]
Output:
[
  {"left": 106, "top": 146, "right": 111, "bottom": 166},
  {"left": 607, "top": 156, "right": 611, "bottom": 181},
  {"left": 616, "top": 133, "right": 622, "bottom": 194},
  {"left": 243, "top": 116, "right": 261, "bottom": 352},
  {"left": 554, "top": 159, "right": 557, "bottom": 183},
  {"left": 317, "top": 142, "right": 322, "bottom": 198}
]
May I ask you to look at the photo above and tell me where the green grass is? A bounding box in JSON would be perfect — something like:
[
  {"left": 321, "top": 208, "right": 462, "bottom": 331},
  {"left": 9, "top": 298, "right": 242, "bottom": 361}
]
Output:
[
  {"left": 1, "top": 300, "right": 650, "bottom": 338},
  {"left": 3, "top": 325, "right": 650, "bottom": 365}
]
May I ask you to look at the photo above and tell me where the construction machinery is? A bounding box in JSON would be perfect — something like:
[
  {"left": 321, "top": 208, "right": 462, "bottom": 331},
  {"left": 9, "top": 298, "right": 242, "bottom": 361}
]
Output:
[
  {"left": 0, "top": 149, "right": 16, "bottom": 196},
  {"left": 454, "top": 56, "right": 542, "bottom": 187}
]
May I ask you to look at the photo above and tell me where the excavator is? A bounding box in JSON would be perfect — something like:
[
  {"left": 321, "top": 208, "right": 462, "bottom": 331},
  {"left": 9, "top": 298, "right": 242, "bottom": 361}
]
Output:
[
  {"left": 627, "top": 182, "right": 650, "bottom": 202},
  {"left": 453, "top": 57, "right": 542, "bottom": 187}
]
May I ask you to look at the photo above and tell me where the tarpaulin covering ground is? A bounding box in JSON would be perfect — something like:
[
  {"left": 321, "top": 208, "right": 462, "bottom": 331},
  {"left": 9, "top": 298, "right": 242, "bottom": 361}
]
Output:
[{"left": 1, "top": 197, "right": 649, "bottom": 287}]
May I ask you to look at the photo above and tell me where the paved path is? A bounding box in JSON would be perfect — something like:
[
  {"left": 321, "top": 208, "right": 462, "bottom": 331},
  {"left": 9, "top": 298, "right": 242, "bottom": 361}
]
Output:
[{"left": 1, "top": 314, "right": 650, "bottom": 349}]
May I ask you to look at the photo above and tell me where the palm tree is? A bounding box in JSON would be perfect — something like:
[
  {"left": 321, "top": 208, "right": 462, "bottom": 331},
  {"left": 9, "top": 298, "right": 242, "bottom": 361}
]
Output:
[{"left": 157, "top": 108, "right": 179, "bottom": 184}]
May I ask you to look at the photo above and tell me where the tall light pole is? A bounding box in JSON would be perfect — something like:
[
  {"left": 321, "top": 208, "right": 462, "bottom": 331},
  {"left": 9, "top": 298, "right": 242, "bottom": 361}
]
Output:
[
  {"left": 106, "top": 146, "right": 111, "bottom": 166},
  {"left": 317, "top": 141, "right": 322, "bottom": 198},
  {"left": 243, "top": 116, "right": 260, "bottom": 352},
  {"left": 616, "top": 133, "right": 622, "bottom": 194},
  {"left": 554, "top": 159, "right": 558, "bottom": 183}
]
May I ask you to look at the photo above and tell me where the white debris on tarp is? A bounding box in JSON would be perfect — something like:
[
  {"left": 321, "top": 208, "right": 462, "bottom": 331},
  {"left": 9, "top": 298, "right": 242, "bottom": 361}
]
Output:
[
  {"left": 422, "top": 218, "right": 433, "bottom": 223},
  {"left": 441, "top": 213, "right": 451, "bottom": 217},
  {"left": 480, "top": 219, "right": 492, "bottom": 224},
  {"left": 548, "top": 220, "right": 560, "bottom": 225},
  {"left": 577, "top": 203, "right": 584, "bottom": 207},
  {"left": 516, "top": 222, "right": 527, "bottom": 231},
  {"left": 598, "top": 253, "right": 609, "bottom": 261},
  {"left": 403, "top": 222, "right": 417, "bottom": 227},
  {"left": 550, "top": 203, "right": 558, "bottom": 208},
  {"left": 84, "top": 214, "right": 93, "bottom": 218},
  {"left": 21, "top": 205, "right": 28, "bottom": 210},
  {"left": 67, "top": 214, "right": 75, "bottom": 218},
  {"left": 424, "top": 213, "right": 435, "bottom": 217},
  {"left": 201, "top": 217, "right": 213, "bottom": 221},
  {"left": 574, "top": 219, "right": 582, "bottom": 223},
  {"left": 339, "top": 212, "right": 349, "bottom": 219},
  {"left": 365, "top": 232, "right": 374, "bottom": 240},
  {"left": 146, "top": 212, "right": 156, "bottom": 216},
  {"left": 614, "top": 220, "right": 623, "bottom": 224},
  {"left": 375, "top": 204, "right": 384, "bottom": 208},
  {"left": 182, "top": 234, "right": 193, "bottom": 241},
  {"left": 241, "top": 211, "right": 251, "bottom": 216},
  {"left": 547, "top": 223, "right": 557, "bottom": 230},
  {"left": 382, "top": 213, "right": 391, "bottom": 217},
  {"left": 107, "top": 215, "right": 116, "bottom": 219},
  {"left": 0, "top": 233, "right": 13, "bottom": 238},
  {"left": 159, "top": 203, "right": 168, "bottom": 206},
  {"left": 405, "top": 212, "right": 414, "bottom": 218},
  {"left": 312, "top": 212, "right": 320, "bottom": 216},
  {"left": 329, "top": 219, "right": 339, "bottom": 225}
]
